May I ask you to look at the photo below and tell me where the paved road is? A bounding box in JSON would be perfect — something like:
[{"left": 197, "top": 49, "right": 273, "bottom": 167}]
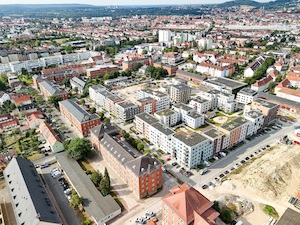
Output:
[
  {"left": 41, "top": 166, "right": 81, "bottom": 225},
  {"left": 192, "top": 120, "right": 298, "bottom": 188}
]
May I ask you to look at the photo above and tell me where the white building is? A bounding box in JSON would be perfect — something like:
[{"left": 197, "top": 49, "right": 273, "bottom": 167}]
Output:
[
  {"left": 89, "top": 84, "right": 106, "bottom": 106},
  {"left": 154, "top": 109, "right": 180, "bottom": 127},
  {"left": 70, "top": 77, "right": 86, "bottom": 94},
  {"left": 171, "top": 133, "right": 213, "bottom": 169},
  {"left": 243, "top": 110, "right": 264, "bottom": 136},
  {"left": 173, "top": 103, "right": 204, "bottom": 129},
  {"left": 236, "top": 88, "right": 258, "bottom": 105},
  {"left": 136, "top": 88, "right": 170, "bottom": 111},
  {"left": 198, "top": 38, "right": 213, "bottom": 50},
  {"left": 189, "top": 97, "right": 211, "bottom": 114},
  {"left": 169, "top": 84, "right": 191, "bottom": 104},
  {"left": 158, "top": 30, "right": 172, "bottom": 43},
  {"left": 149, "top": 123, "right": 174, "bottom": 153}
]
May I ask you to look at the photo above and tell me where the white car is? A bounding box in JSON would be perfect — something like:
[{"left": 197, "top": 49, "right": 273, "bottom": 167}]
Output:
[{"left": 52, "top": 171, "right": 61, "bottom": 178}]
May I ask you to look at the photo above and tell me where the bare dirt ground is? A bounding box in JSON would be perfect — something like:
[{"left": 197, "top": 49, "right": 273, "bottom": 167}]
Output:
[{"left": 202, "top": 143, "right": 300, "bottom": 225}]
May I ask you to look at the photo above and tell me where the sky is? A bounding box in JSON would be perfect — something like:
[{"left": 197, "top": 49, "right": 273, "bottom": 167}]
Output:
[{"left": 0, "top": 0, "right": 270, "bottom": 5}]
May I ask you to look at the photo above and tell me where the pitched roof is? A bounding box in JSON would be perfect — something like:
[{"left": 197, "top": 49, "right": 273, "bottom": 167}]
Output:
[
  {"left": 252, "top": 75, "right": 273, "bottom": 87},
  {"left": 90, "top": 123, "right": 119, "bottom": 140},
  {"left": 25, "top": 110, "right": 44, "bottom": 125},
  {"left": 162, "top": 184, "right": 218, "bottom": 224},
  {"left": 39, "top": 121, "right": 62, "bottom": 146}
]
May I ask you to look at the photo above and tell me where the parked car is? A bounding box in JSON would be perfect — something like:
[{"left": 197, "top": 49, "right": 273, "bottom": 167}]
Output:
[
  {"left": 40, "top": 164, "right": 49, "bottom": 169},
  {"left": 202, "top": 184, "right": 208, "bottom": 189},
  {"left": 171, "top": 162, "right": 178, "bottom": 167},
  {"left": 199, "top": 168, "right": 208, "bottom": 175}
]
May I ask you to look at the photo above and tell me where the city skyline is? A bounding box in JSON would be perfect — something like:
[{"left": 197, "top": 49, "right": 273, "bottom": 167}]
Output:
[{"left": 0, "top": 0, "right": 271, "bottom": 5}]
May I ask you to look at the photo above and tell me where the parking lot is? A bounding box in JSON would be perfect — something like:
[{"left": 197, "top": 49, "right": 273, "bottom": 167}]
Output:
[{"left": 40, "top": 164, "right": 81, "bottom": 225}]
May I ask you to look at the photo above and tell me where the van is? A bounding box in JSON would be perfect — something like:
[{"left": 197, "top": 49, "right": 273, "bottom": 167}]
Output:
[{"left": 200, "top": 168, "right": 208, "bottom": 175}]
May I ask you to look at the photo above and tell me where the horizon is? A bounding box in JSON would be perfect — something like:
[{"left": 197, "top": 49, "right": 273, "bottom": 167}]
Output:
[{"left": 0, "top": 0, "right": 271, "bottom": 6}]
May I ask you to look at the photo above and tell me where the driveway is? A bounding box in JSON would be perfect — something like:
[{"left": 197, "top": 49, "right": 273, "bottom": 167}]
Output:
[{"left": 40, "top": 166, "right": 81, "bottom": 225}]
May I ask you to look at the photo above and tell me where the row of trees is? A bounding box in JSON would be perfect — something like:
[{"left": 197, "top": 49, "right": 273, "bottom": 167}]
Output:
[
  {"left": 244, "top": 57, "right": 275, "bottom": 85},
  {"left": 121, "top": 130, "right": 144, "bottom": 152},
  {"left": 0, "top": 74, "right": 9, "bottom": 91},
  {"left": 91, "top": 168, "right": 111, "bottom": 196}
]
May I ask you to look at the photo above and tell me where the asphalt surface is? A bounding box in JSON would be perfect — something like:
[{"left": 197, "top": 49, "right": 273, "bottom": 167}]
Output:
[{"left": 41, "top": 165, "right": 81, "bottom": 225}]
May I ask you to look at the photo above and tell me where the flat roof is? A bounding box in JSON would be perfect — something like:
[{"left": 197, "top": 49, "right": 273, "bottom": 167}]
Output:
[
  {"left": 171, "top": 84, "right": 191, "bottom": 90},
  {"left": 245, "top": 110, "right": 263, "bottom": 119},
  {"left": 186, "top": 112, "right": 203, "bottom": 119},
  {"left": 208, "top": 77, "right": 247, "bottom": 90},
  {"left": 191, "top": 96, "right": 209, "bottom": 103},
  {"left": 135, "top": 112, "right": 158, "bottom": 125},
  {"left": 220, "top": 117, "right": 249, "bottom": 131},
  {"left": 256, "top": 93, "right": 283, "bottom": 109},
  {"left": 176, "top": 70, "right": 207, "bottom": 81},
  {"left": 173, "top": 103, "right": 193, "bottom": 112},
  {"left": 203, "top": 128, "right": 224, "bottom": 139},
  {"left": 136, "top": 97, "right": 155, "bottom": 103},
  {"left": 56, "top": 154, "right": 121, "bottom": 223},
  {"left": 239, "top": 87, "right": 258, "bottom": 96},
  {"left": 151, "top": 122, "right": 175, "bottom": 136},
  {"left": 173, "top": 132, "right": 208, "bottom": 147},
  {"left": 155, "top": 109, "right": 177, "bottom": 117},
  {"left": 276, "top": 208, "right": 300, "bottom": 225}
]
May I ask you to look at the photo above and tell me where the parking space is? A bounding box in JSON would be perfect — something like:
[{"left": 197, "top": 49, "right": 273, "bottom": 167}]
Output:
[{"left": 40, "top": 165, "right": 81, "bottom": 225}]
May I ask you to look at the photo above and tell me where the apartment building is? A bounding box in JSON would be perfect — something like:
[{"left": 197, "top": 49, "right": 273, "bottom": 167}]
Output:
[
  {"left": 122, "top": 58, "right": 150, "bottom": 70},
  {"left": 59, "top": 99, "right": 101, "bottom": 136},
  {"left": 196, "top": 61, "right": 235, "bottom": 77},
  {"left": 161, "top": 52, "right": 184, "bottom": 66},
  {"left": 203, "top": 128, "right": 225, "bottom": 155},
  {"left": 244, "top": 55, "right": 265, "bottom": 77},
  {"left": 219, "top": 117, "right": 251, "bottom": 148},
  {"left": 202, "top": 77, "right": 247, "bottom": 95},
  {"left": 88, "top": 84, "right": 106, "bottom": 105},
  {"left": 243, "top": 110, "right": 264, "bottom": 136},
  {"left": 162, "top": 183, "right": 218, "bottom": 225},
  {"left": 115, "top": 101, "right": 141, "bottom": 122},
  {"left": 134, "top": 113, "right": 159, "bottom": 139},
  {"left": 10, "top": 93, "right": 32, "bottom": 106},
  {"left": 236, "top": 88, "right": 258, "bottom": 105},
  {"left": 169, "top": 84, "right": 191, "bottom": 104},
  {"left": 173, "top": 103, "right": 204, "bottom": 129},
  {"left": 38, "top": 81, "right": 69, "bottom": 101},
  {"left": 25, "top": 111, "right": 45, "bottom": 129},
  {"left": 33, "top": 69, "right": 79, "bottom": 88},
  {"left": 39, "top": 121, "right": 64, "bottom": 153},
  {"left": 154, "top": 109, "right": 180, "bottom": 127},
  {"left": 200, "top": 89, "right": 237, "bottom": 113},
  {"left": 171, "top": 132, "right": 213, "bottom": 169},
  {"left": 153, "top": 62, "right": 178, "bottom": 75},
  {"left": 105, "top": 94, "right": 124, "bottom": 115},
  {"left": 0, "top": 113, "right": 19, "bottom": 132},
  {"left": 251, "top": 98, "right": 279, "bottom": 127},
  {"left": 149, "top": 123, "right": 175, "bottom": 155},
  {"left": 86, "top": 65, "right": 119, "bottom": 78},
  {"left": 99, "top": 133, "right": 162, "bottom": 199},
  {"left": 4, "top": 157, "right": 62, "bottom": 225},
  {"left": 176, "top": 70, "right": 207, "bottom": 84},
  {"left": 70, "top": 77, "right": 86, "bottom": 94},
  {"left": 251, "top": 75, "right": 273, "bottom": 92},
  {"left": 136, "top": 88, "right": 170, "bottom": 111},
  {"left": 136, "top": 97, "right": 156, "bottom": 114},
  {"left": 189, "top": 97, "right": 211, "bottom": 114}
]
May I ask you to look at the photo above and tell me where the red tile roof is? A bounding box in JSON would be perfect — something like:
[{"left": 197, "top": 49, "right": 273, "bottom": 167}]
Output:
[
  {"left": 162, "top": 183, "right": 218, "bottom": 225},
  {"left": 252, "top": 75, "right": 273, "bottom": 87}
]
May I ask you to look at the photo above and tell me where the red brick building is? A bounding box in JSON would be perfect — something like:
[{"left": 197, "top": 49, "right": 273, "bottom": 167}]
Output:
[
  {"left": 122, "top": 58, "right": 150, "bottom": 71},
  {"left": 153, "top": 62, "right": 178, "bottom": 75},
  {"left": 38, "top": 81, "right": 69, "bottom": 101},
  {"left": 91, "top": 130, "right": 162, "bottom": 199},
  {"left": 86, "top": 65, "right": 119, "bottom": 78},
  {"left": 136, "top": 97, "right": 156, "bottom": 114},
  {"left": 162, "top": 183, "right": 219, "bottom": 225},
  {"left": 59, "top": 99, "right": 100, "bottom": 136}
]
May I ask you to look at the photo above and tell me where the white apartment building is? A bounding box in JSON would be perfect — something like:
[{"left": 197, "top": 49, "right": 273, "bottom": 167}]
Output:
[
  {"left": 154, "top": 109, "right": 180, "bottom": 127},
  {"left": 149, "top": 123, "right": 174, "bottom": 154},
  {"left": 189, "top": 97, "right": 211, "bottom": 114},
  {"left": 158, "top": 30, "right": 172, "bottom": 43},
  {"left": 136, "top": 89, "right": 170, "bottom": 111},
  {"left": 134, "top": 113, "right": 159, "bottom": 140},
  {"left": 171, "top": 133, "right": 213, "bottom": 169},
  {"left": 236, "top": 88, "right": 258, "bottom": 105},
  {"left": 173, "top": 103, "right": 204, "bottom": 129},
  {"left": 198, "top": 38, "right": 213, "bottom": 50},
  {"left": 243, "top": 110, "right": 264, "bottom": 136},
  {"left": 89, "top": 84, "right": 106, "bottom": 106}
]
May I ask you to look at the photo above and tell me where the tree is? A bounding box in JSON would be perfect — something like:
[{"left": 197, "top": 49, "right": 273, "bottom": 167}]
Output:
[
  {"left": 90, "top": 107, "right": 96, "bottom": 114},
  {"left": 137, "top": 142, "right": 144, "bottom": 151},
  {"left": 66, "top": 138, "right": 92, "bottom": 160},
  {"left": 48, "top": 95, "right": 62, "bottom": 108},
  {"left": 0, "top": 74, "right": 9, "bottom": 91},
  {"left": 79, "top": 99, "right": 85, "bottom": 105},
  {"left": 104, "top": 167, "right": 110, "bottom": 187},
  {"left": 220, "top": 208, "right": 232, "bottom": 224},
  {"left": 268, "top": 82, "right": 276, "bottom": 91},
  {"left": 91, "top": 171, "right": 102, "bottom": 187},
  {"left": 70, "top": 191, "right": 83, "bottom": 208},
  {"left": 103, "top": 118, "right": 110, "bottom": 123},
  {"left": 98, "top": 111, "right": 104, "bottom": 119},
  {"left": 121, "top": 130, "right": 130, "bottom": 139},
  {"left": 212, "top": 201, "right": 221, "bottom": 212},
  {"left": 142, "top": 49, "right": 148, "bottom": 54},
  {"left": 82, "top": 219, "right": 92, "bottom": 225},
  {"left": 133, "top": 63, "right": 143, "bottom": 72},
  {"left": 100, "top": 177, "right": 110, "bottom": 196}
]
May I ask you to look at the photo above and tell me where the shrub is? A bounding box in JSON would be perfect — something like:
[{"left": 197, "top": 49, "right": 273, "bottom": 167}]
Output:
[{"left": 263, "top": 205, "right": 279, "bottom": 219}]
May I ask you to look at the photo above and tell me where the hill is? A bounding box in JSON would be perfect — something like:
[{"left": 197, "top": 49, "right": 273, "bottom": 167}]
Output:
[{"left": 217, "top": 0, "right": 262, "bottom": 8}]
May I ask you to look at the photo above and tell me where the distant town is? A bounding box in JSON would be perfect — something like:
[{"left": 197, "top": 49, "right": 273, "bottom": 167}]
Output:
[{"left": 0, "top": 1, "right": 300, "bottom": 225}]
